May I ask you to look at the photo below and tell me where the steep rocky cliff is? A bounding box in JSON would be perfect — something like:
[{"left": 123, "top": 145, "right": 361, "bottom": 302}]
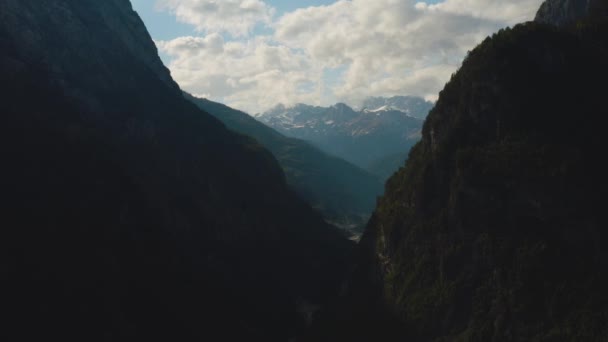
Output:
[
  {"left": 535, "top": 0, "right": 608, "bottom": 25},
  {"left": 345, "top": 7, "right": 608, "bottom": 342},
  {"left": 0, "top": 1, "right": 351, "bottom": 340}
]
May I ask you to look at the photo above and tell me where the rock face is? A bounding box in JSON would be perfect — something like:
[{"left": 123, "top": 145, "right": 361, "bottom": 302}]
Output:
[
  {"left": 348, "top": 16, "right": 608, "bottom": 342},
  {"left": 186, "top": 94, "right": 383, "bottom": 233},
  {"left": 0, "top": 1, "right": 352, "bottom": 340},
  {"left": 535, "top": 0, "right": 607, "bottom": 26},
  {"left": 0, "top": 0, "right": 177, "bottom": 90}
]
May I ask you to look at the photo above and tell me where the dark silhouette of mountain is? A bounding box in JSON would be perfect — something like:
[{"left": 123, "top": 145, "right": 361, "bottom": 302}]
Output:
[
  {"left": 0, "top": 1, "right": 353, "bottom": 340},
  {"left": 259, "top": 101, "right": 428, "bottom": 179},
  {"left": 536, "top": 0, "right": 608, "bottom": 25},
  {"left": 185, "top": 94, "right": 383, "bottom": 233},
  {"left": 308, "top": 1, "right": 608, "bottom": 341}
]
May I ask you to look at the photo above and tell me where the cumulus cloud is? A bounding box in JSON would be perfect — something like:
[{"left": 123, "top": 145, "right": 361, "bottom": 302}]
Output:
[
  {"left": 157, "top": 34, "right": 322, "bottom": 112},
  {"left": 417, "top": 0, "right": 543, "bottom": 23},
  {"left": 157, "top": 0, "right": 275, "bottom": 37},
  {"left": 156, "top": 0, "right": 543, "bottom": 113}
]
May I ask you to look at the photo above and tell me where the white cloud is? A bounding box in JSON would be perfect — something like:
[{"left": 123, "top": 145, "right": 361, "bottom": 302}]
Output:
[
  {"left": 156, "top": 0, "right": 544, "bottom": 113},
  {"left": 157, "top": 34, "right": 322, "bottom": 113},
  {"left": 157, "top": 0, "right": 275, "bottom": 37},
  {"left": 419, "top": 0, "right": 543, "bottom": 23}
]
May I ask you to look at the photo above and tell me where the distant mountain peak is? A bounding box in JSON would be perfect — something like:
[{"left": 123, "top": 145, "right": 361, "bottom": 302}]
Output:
[
  {"left": 363, "top": 105, "right": 408, "bottom": 114},
  {"left": 359, "top": 95, "right": 433, "bottom": 119},
  {"left": 259, "top": 96, "right": 431, "bottom": 178}
]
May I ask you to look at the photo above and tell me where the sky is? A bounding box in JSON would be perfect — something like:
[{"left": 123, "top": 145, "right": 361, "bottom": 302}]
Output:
[{"left": 131, "top": 0, "right": 544, "bottom": 114}]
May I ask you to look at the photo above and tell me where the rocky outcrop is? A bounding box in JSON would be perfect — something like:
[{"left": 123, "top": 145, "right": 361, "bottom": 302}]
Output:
[
  {"left": 0, "top": 0, "right": 177, "bottom": 91},
  {"left": 535, "top": 0, "right": 607, "bottom": 26}
]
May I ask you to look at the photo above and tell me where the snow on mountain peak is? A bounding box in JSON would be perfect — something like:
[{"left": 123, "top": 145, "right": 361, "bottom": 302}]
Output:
[{"left": 364, "top": 105, "right": 395, "bottom": 113}]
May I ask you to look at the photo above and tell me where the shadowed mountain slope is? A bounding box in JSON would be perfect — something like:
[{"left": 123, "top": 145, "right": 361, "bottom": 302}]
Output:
[
  {"left": 358, "top": 19, "right": 608, "bottom": 342},
  {"left": 309, "top": 2, "right": 608, "bottom": 341},
  {"left": 186, "top": 94, "right": 384, "bottom": 232},
  {"left": 0, "top": 1, "right": 352, "bottom": 340}
]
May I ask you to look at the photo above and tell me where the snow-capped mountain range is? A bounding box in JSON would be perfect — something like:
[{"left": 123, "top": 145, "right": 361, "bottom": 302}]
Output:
[
  {"left": 257, "top": 96, "right": 434, "bottom": 179},
  {"left": 358, "top": 96, "right": 433, "bottom": 119}
]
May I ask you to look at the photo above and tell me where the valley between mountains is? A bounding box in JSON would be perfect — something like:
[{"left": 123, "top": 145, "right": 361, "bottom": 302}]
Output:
[{"left": 1, "top": 0, "right": 607, "bottom": 341}]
